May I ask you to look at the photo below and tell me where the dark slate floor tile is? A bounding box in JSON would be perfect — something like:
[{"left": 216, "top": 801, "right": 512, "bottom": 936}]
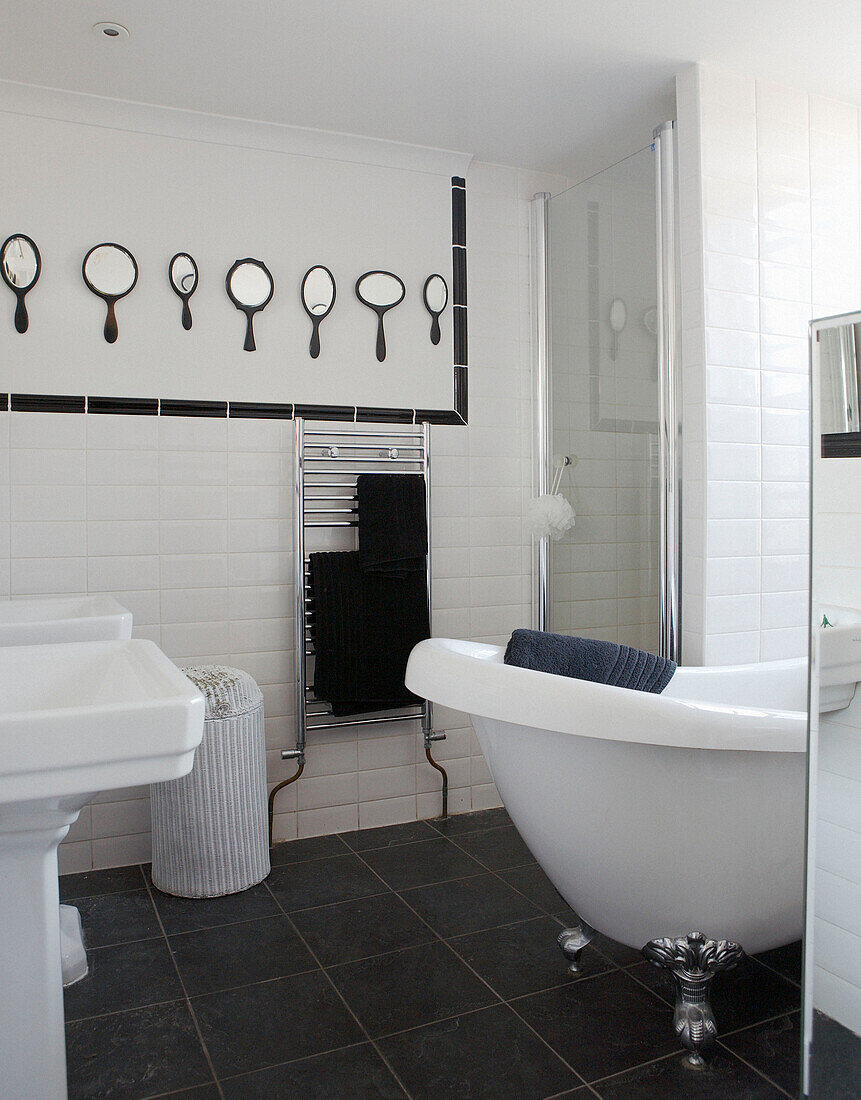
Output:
[
  {"left": 594, "top": 1048, "right": 786, "bottom": 1099},
  {"left": 73, "top": 890, "right": 160, "bottom": 948},
  {"left": 160, "top": 1088, "right": 221, "bottom": 1100},
  {"left": 402, "top": 872, "right": 539, "bottom": 937},
  {"left": 269, "top": 834, "right": 349, "bottom": 867},
  {"left": 428, "top": 807, "right": 512, "bottom": 835},
  {"left": 754, "top": 940, "right": 802, "bottom": 986},
  {"left": 329, "top": 939, "right": 498, "bottom": 1039},
  {"left": 499, "top": 863, "right": 576, "bottom": 920},
  {"left": 453, "top": 825, "right": 537, "bottom": 871},
  {"left": 721, "top": 1012, "right": 801, "bottom": 1097},
  {"left": 379, "top": 1002, "right": 580, "bottom": 1100},
  {"left": 267, "top": 852, "right": 385, "bottom": 911},
  {"left": 514, "top": 968, "right": 676, "bottom": 1082},
  {"left": 361, "top": 837, "right": 484, "bottom": 891},
  {"left": 169, "top": 914, "right": 316, "bottom": 996},
  {"left": 339, "top": 819, "right": 437, "bottom": 852},
  {"left": 64, "top": 938, "right": 183, "bottom": 1021},
  {"left": 221, "top": 1042, "right": 406, "bottom": 1099},
  {"left": 450, "top": 915, "right": 613, "bottom": 1000},
  {"left": 291, "top": 890, "right": 435, "bottom": 966},
  {"left": 808, "top": 1010, "right": 860, "bottom": 1100},
  {"left": 66, "top": 1001, "right": 212, "bottom": 1100},
  {"left": 192, "top": 969, "right": 363, "bottom": 1077},
  {"left": 591, "top": 933, "right": 645, "bottom": 968},
  {"left": 60, "top": 864, "right": 145, "bottom": 902},
  {"left": 150, "top": 882, "right": 279, "bottom": 934}
]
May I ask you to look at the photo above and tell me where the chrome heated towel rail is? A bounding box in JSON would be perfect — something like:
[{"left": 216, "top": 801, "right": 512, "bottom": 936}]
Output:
[{"left": 268, "top": 418, "right": 447, "bottom": 841}]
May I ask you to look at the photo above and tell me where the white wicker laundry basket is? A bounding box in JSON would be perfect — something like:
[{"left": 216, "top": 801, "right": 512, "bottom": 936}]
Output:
[{"left": 151, "top": 664, "right": 270, "bottom": 897}]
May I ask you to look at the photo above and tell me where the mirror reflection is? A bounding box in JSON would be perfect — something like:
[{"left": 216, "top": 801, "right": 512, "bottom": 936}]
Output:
[
  {"left": 82, "top": 243, "right": 138, "bottom": 344},
  {"left": 225, "top": 258, "right": 274, "bottom": 352},
  {"left": 422, "top": 273, "right": 448, "bottom": 345},
  {"left": 355, "top": 270, "right": 405, "bottom": 362},
  {"left": 819, "top": 322, "right": 861, "bottom": 435},
  {"left": 301, "top": 265, "right": 336, "bottom": 358},
  {"left": 1, "top": 234, "right": 41, "bottom": 334},
  {"left": 169, "top": 253, "right": 199, "bottom": 331}
]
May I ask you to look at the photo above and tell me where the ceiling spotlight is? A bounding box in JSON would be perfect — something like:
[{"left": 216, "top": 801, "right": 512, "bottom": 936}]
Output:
[{"left": 92, "top": 22, "right": 130, "bottom": 40}]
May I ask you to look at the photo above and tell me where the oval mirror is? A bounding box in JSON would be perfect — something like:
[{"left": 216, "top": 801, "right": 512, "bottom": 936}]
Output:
[
  {"left": 1, "top": 234, "right": 41, "bottom": 334},
  {"left": 422, "top": 274, "right": 448, "bottom": 346},
  {"left": 301, "top": 265, "right": 336, "bottom": 358},
  {"left": 82, "top": 243, "right": 138, "bottom": 343},
  {"left": 225, "top": 258, "right": 274, "bottom": 352},
  {"left": 169, "top": 252, "right": 199, "bottom": 331},
  {"left": 355, "top": 271, "right": 405, "bottom": 362}
]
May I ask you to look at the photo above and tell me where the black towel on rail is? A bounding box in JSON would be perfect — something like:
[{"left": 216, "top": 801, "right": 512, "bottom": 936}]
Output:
[
  {"left": 356, "top": 473, "right": 428, "bottom": 576},
  {"left": 504, "top": 629, "right": 676, "bottom": 693},
  {"left": 309, "top": 550, "right": 430, "bottom": 716}
]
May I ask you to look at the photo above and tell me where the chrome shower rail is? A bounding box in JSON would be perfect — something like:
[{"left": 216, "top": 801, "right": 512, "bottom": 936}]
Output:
[{"left": 268, "top": 417, "right": 447, "bottom": 842}]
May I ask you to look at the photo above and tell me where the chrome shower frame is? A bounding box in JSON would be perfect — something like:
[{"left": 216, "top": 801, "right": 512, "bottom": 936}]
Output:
[{"left": 530, "top": 122, "right": 682, "bottom": 661}]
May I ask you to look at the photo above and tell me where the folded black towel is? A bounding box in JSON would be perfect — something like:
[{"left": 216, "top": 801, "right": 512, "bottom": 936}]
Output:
[
  {"left": 309, "top": 550, "right": 430, "bottom": 716},
  {"left": 504, "top": 628, "right": 675, "bottom": 693},
  {"left": 357, "top": 473, "right": 427, "bottom": 576}
]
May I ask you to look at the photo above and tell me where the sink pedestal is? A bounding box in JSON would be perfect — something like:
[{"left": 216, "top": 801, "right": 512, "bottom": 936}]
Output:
[{"left": 1, "top": 801, "right": 81, "bottom": 1100}]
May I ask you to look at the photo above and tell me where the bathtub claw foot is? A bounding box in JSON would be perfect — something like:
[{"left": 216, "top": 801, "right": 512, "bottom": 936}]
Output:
[
  {"left": 557, "top": 922, "right": 597, "bottom": 974},
  {"left": 642, "top": 931, "right": 745, "bottom": 1065}
]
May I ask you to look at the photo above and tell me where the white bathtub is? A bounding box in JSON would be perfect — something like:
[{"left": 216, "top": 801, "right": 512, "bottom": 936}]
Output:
[{"left": 406, "top": 638, "right": 808, "bottom": 955}]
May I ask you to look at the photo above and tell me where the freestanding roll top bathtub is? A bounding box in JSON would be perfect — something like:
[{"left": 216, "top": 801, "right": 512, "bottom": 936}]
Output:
[{"left": 406, "top": 638, "right": 808, "bottom": 1062}]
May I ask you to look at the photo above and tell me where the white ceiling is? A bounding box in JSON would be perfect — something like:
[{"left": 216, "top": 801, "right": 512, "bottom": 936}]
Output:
[{"left": 2, "top": 1, "right": 860, "bottom": 179}]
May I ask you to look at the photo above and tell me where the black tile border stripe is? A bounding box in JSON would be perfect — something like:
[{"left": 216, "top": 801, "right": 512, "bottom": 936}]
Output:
[
  {"left": 88, "top": 396, "right": 159, "bottom": 416},
  {"left": 11, "top": 393, "right": 86, "bottom": 413},
  {"left": 229, "top": 401, "right": 294, "bottom": 420},
  {"left": 822, "top": 431, "right": 861, "bottom": 457},
  {"left": 160, "top": 399, "right": 228, "bottom": 418},
  {"left": 3, "top": 182, "right": 468, "bottom": 427}
]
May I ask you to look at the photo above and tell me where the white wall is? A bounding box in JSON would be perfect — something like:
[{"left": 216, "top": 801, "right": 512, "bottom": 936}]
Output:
[
  {"left": 677, "top": 64, "right": 861, "bottom": 665},
  {"left": 0, "top": 141, "right": 564, "bottom": 869},
  {"left": 0, "top": 93, "right": 461, "bottom": 412}
]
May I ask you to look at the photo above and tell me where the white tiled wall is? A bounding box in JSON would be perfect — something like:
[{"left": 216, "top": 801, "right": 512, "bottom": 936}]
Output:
[
  {"left": 677, "top": 64, "right": 861, "bottom": 665},
  {"left": 0, "top": 160, "right": 566, "bottom": 871}
]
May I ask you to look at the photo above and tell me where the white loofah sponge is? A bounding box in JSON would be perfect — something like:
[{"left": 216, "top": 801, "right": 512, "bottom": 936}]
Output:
[{"left": 526, "top": 493, "right": 576, "bottom": 541}]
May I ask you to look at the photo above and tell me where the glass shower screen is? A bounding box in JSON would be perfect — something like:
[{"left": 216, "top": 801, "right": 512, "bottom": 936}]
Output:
[{"left": 544, "top": 143, "right": 663, "bottom": 651}]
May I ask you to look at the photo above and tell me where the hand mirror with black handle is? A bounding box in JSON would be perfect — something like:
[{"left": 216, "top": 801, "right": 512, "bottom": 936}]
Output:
[
  {"left": 226, "top": 258, "right": 274, "bottom": 352},
  {"left": 301, "top": 265, "right": 336, "bottom": 358},
  {"left": 82, "top": 243, "right": 138, "bottom": 343},
  {"left": 169, "top": 252, "right": 199, "bottom": 331},
  {"left": 422, "top": 274, "right": 448, "bottom": 346},
  {"left": 355, "top": 271, "right": 405, "bottom": 362},
  {"left": 1, "top": 234, "right": 41, "bottom": 333}
]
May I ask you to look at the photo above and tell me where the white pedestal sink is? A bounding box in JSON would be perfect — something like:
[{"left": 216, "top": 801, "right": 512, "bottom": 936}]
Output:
[
  {"left": 0, "top": 639, "right": 204, "bottom": 1100},
  {"left": 0, "top": 595, "right": 134, "bottom": 985}
]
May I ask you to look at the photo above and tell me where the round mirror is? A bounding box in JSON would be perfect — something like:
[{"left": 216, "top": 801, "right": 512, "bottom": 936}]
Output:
[
  {"left": 169, "top": 252, "right": 199, "bottom": 331},
  {"left": 82, "top": 243, "right": 138, "bottom": 343},
  {"left": 422, "top": 274, "right": 448, "bottom": 345},
  {"left": 355, "top": 271, "right": 406, "bottom": 362},
  {"left": 301, "top": 266, "right": 336, "bottom": 358},
  {"left": 1, "top": 234, "right": 41, "bottom": 333},
  {"left": 226, "top": 258, "right": 274, "bottom": 352}
]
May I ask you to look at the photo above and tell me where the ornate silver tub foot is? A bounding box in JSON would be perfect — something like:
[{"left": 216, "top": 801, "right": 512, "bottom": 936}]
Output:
[
  {"left": 557, "top": 921, "right": 597, "bottom": 974},
  {"left": 642, "top": 931, "right": 745, "bottom": 1066}
]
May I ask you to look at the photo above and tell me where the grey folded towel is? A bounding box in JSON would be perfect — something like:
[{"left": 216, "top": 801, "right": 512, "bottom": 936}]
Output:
[{"left": 504, "top": 629, "right": 675, "bottom": 693}]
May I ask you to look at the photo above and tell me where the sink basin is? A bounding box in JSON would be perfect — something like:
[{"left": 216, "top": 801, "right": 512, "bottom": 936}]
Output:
[
  {"left": 0, "top": 640, "right": 203, "bottom": 803},
  {"left": 0, "top": 597, "right": 134, "bottom": 989},
  {"left": 0, "top": 639, "right": 204, "bottom": 1100},
  {"left": 0, "top": 595, "right": 132, "bottom": 646}
]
